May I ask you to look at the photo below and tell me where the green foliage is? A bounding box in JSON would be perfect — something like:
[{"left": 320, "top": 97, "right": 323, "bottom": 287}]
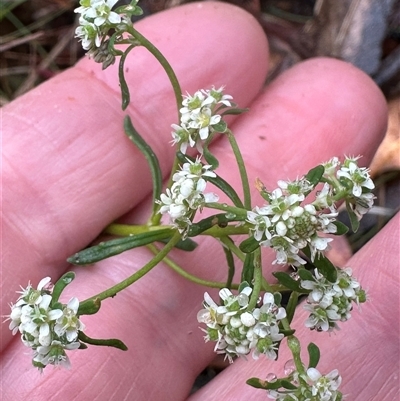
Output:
[
  {"left": 307, "top": 342, "right": 321, "bottom": 368},
  {"left": 78, "top": 331, "right": 128, "bottom": 351},
  {"left": 67, "top": 230, "right": 173, "bottom": 265},
  {"left": 124, "top": 115, "right": 162, "bottom": 214},
  {"left": 239, "top": 236, "right": 259, "bottom": 253},
  {"left": 51, "top": 272, "right": 75, "bottom": 304}
]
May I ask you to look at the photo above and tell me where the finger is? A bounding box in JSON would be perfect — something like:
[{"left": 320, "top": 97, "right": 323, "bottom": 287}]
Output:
[
  {"left": 1, "top": 58, "right": 387, "bottom": 400},
  {"left": 214, "top": 57, "right": 387, "bottom": 187},
  {"left": 1, "top": 1, "right": 269, "bottom": 350},
  {"left": 189, "top": 213, "right": 400, "bottom": 401}
]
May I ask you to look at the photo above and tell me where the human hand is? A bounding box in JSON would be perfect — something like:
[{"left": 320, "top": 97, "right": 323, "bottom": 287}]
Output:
[{"left": 2, "top": 2, "right": 397, "bottom": 400}]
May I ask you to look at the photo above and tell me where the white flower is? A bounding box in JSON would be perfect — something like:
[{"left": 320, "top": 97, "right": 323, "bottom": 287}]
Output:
[
  {"left": 20, "top": 294, "right": 63, "bottom": 346},
  {"left": 34, "top": 340, "right": 81, "bottom": 370},
  {"left": 261, "top": 188, "right": 304, "bottom": 223},
  {"left": 186, "top": 107, "right": 222, "bottom": 140},
  {"left": 170, "top": 123, "right": 195, "bottom": 154},
  {"left": 172, "top": 157, "right": 216, "bottom": 182},
  {"left": 75, "top": 0, "right": 121, "bottom": 27},
  {"left": 337, "top": 157, "right": 374, "bottom": 197},
  {"left": 322, "top": 156, "right": 340, "bottom": 177},
  {"left": 75, "top": 18, "right": 101, "bottom": 50},
  {"left": 303, "top": 303, "right": 340, "bottom": 332},
  {"left": 180, "top": 90, "right": 209, "bottom": 114},
  {"left": 54, "top": 297, "right": 85, "bottom": 342},
  {"left": 314, "top": 182, "right": 334, "bottom": 210},
  {"left": 307, "top": 368, "right": 342, "bottom": 399},
  {"left": 15, "top": 276, "right": 51, "bottom": 307},
  {"left": 202, "top": 86, "right": 233, "bottom": 107},
  {"left": 218, "top": 286, "right": 252, "bottom": 316},
  {"left": 252, "top": 325, "right": 284, "bottom": 360},
  {"left": 246, "top": 206, "right": 272, "bottom": 241},
  {"left": 332, "top": 267, "right": 360, "bottom": 298},
  {"left": 158, "top": 162, "right": 218, "bottom": 229},
  {"left": 171, "top": 87, "right": 233, "bottom": 153},
  {"left": 277, "top": 177, "right": 313, "bottom": 196}
]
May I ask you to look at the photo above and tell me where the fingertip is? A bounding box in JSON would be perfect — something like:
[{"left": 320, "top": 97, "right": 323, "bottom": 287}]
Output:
[
  {"left": 269, "top": 56, "right": 387, "bottom": 160},
  {"left": 231, "top": 57, "right": 388, "bottom": 182}
]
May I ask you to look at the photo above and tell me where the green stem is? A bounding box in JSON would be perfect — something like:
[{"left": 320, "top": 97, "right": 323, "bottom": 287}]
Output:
[
  {"left": 226, "top": 129, "right": 251, "bottom": 210},
  {"left": 287, "top": 335, "right": 307, "bottom": 376},
  {"left": 218, "top": 236, "right": 245, "bottom": 262},
  {"left": 104, "top": 221, "right": 250, "bottom": 239},
  {"left": 247, "top": 248, "right": 262, "bottom": 310},
  {"left": 104, "top": 223, "right": 172, "bottom": 236},
  {"left": 205, "top": 202, "right": 248, "bottom": 218},
  {"left": 200, "top": 224, "right": 249, "bottom": 237},
  {"left": 81, "top": 231, "right": 181, "bottom": 303},
  {"left": 126, "top": 26, "right": 183, "bottom": 226},
  {"left": 261, "top": 276, "right": 275, "bottom": 292},
  {"left": 146, "top": 243, "right": 239, "bottom": 289}
]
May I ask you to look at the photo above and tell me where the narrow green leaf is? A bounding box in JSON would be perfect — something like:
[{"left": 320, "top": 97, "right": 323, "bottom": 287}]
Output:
[
  {"left": 203, "top": 145, "right": 219, "bottom": 169},
  {"left": 246, "top": 377, "right": 280, "bottom": 390},
  {"left": 272, "top": 271, "right": 303, "bottom": 292},
  {"left": 188, "top": 213, "right": 237, "bottom": 237},
  {"left": 175, "top": 151, "right": 244, "bottom": 208},
  {"left": 124, "top": 116, "right": 162, "bottom": 214},
  {"left": 303, "top": 246, "right": 338, "bottom": 283},
  {"left": 346, "top": 200, "right": 360, "bottom": 232},
  {"left": 51, "top": 272, "right": 75, "bottom": 304},
  {"left": 332, "top": 220, "right": 349, "bottom": 235},
  {"left": 315, "top": 254, "right": 337, "bottom": 283},
  {"left": 221, "top": 107, "right": 249, "bottom": 116},
  {"left": 78, "top": 331, "right": 128, "bottom": 351},
  {"left": 222, "top": 240, "right": 235, "bottom": 288},
  {"left": 281, "top": 380, "right": 298, "bottom": 390},
  {"left": 68, "top": 230, "right": 173, "bottom": 265},
  {"left": 305, "top": 165, "right": 325, "bottom": 189},
  {"left": 239, "top": 236, "right": 259, "bottom": 253},
  {"left": 273, "top": 292, "right": 282, "bottom": 306},
  {"left": 297, "top": 268, "right": 314, "bottom": 281},
  {"left": 285, "top": 291, "right": 299, "bottom": 324},
  {"left": 207, "top": 175, "right": 244, "bottom": 208},
  {"left": 241, "top": 252, "right": 255, "bottom": 284},
  {"left": 159, "top": 237, "right": 197, "bottom": 251},
  {"left": 119, "top": 45, "right": 135, "bottom": 110},
  {"left": 307, "top": 342, "right": 321, "bottom": 368}
]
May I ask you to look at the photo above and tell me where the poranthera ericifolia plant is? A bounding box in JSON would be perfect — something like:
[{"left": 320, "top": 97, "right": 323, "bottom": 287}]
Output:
[{"left": 4, "top": 1, "right": 376, "bottom": 399}]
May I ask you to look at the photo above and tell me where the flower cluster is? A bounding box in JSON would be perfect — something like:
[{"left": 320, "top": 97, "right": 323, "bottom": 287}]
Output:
[
  {"left": 247, "top": 177, "right": 338, "bottom": 267},
  {"left": 324, "top": 156, "right": 375, "bottom": 220},
  {"left": 158, "top": 157, "right": 218, "bottom": 231},
  {"left": 197, "top": 287, "right": 286, "bottom": 363},
  {"left": 246, "top": 156, "right": 375, "bottom": 267},
  {"left": 267, "top": 368, "right": 343, "bottom": 401},
  {"left": 5, "top": 277, "right": 85, "bottom": 370},
  {"left": 74, "top": 0, "right": 142, "bottom": 66},
  {"left": 171, "top": 87, "right": 233, "bottom": 153},
  {"left": 301, "top": 267, "right": 367, "bottom": 332}
]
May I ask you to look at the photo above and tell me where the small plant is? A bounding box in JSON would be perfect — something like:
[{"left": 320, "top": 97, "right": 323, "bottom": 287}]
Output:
[{"left": 4, "top": 1, "right": 376, "bottom": 399}]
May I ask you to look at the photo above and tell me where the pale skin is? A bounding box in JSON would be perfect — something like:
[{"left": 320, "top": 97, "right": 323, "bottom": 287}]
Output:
[{"left": 1, "top": 2, "right": 399, "bottom": 400}]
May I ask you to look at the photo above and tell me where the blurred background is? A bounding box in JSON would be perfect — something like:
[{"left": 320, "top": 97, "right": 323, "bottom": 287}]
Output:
[{"left": 1, "top": 0, "right": 399, "bottom": 389}]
